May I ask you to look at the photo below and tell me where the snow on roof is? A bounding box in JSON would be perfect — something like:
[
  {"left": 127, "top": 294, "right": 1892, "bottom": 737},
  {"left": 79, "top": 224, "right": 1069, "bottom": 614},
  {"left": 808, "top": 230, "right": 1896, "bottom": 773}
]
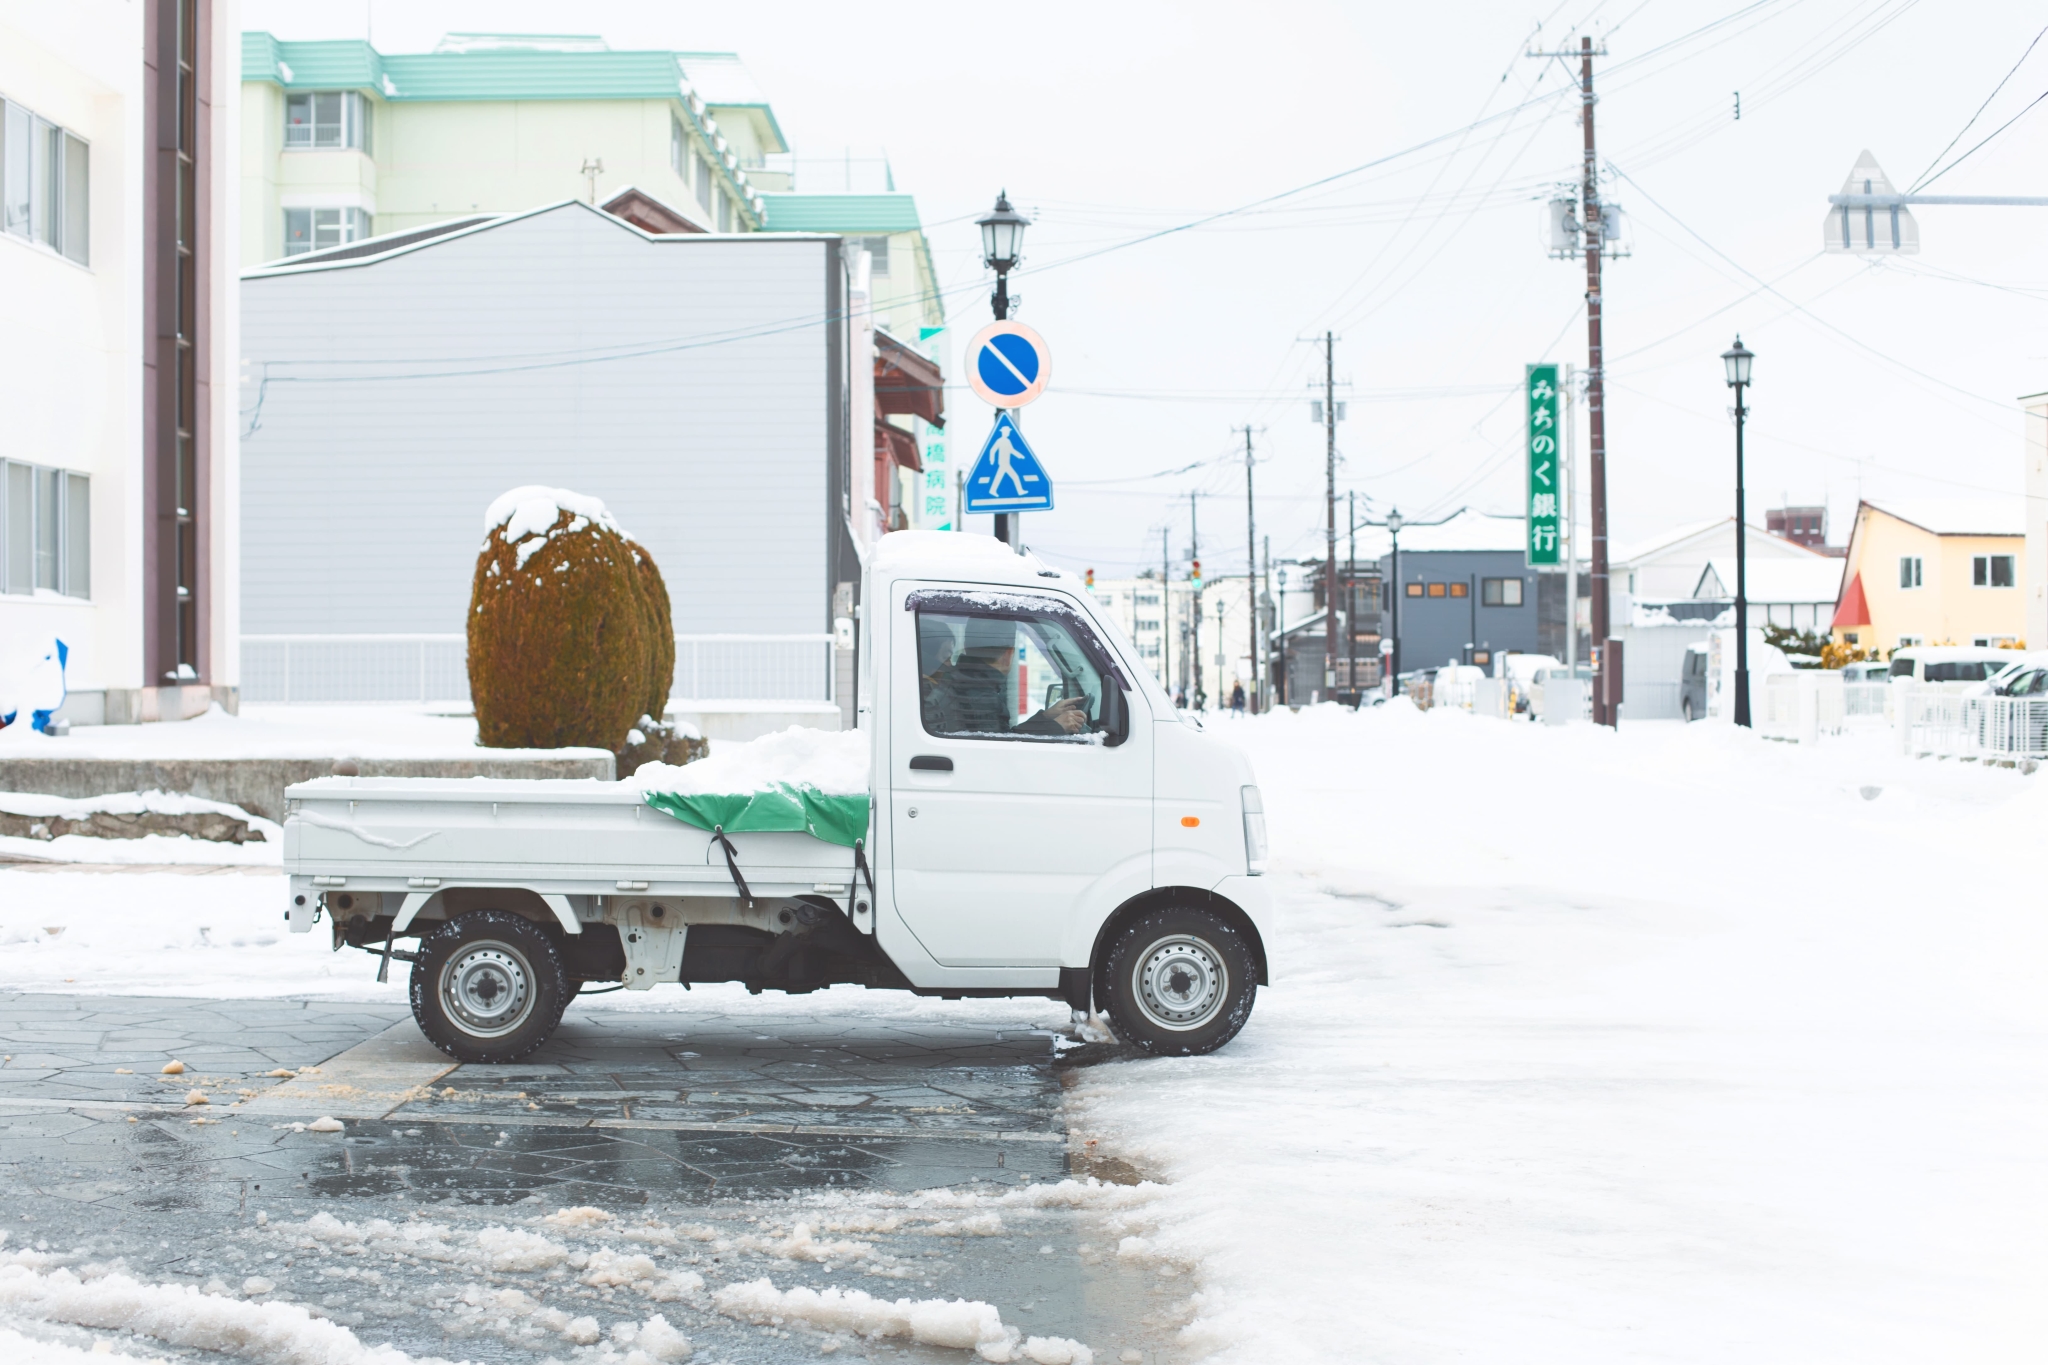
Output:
[
  {"left": 1349, "top": 507, "right": 1530, "bottom": 558},
  {"left": 675, "top": 52, "right": 770, "bottom": 107},
  {"left": 870, "top": 530, "right": 1070, "bottom": 585},
  {"left": 1611, "top": 517, "right": 1730, "bottom": 566},
  {"left": 1864, "top": 499, "right": 2025, "bottom": 537},
  {"left": 1693, "top": 557, "right": 1844, "bottom": 604}
]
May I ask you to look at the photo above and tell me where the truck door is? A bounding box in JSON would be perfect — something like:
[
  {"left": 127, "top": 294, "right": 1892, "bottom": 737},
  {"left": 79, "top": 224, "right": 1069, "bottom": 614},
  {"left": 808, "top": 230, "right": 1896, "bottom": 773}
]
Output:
[{"left": 889, "top": 586, "right": 1151, "bottom": 967}]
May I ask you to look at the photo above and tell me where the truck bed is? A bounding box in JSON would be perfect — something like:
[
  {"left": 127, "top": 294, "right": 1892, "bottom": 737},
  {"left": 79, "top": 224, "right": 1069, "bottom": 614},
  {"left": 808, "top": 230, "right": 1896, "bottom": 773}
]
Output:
[{"left": 283, "top": 776, "right": 864, "bottom": 904}]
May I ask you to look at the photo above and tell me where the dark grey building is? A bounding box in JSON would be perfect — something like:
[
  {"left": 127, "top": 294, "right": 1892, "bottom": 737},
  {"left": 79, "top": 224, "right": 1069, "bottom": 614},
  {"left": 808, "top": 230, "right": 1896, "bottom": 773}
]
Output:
[{"left": 1376, "top": 511, "right": 1543, "bottom": 677}]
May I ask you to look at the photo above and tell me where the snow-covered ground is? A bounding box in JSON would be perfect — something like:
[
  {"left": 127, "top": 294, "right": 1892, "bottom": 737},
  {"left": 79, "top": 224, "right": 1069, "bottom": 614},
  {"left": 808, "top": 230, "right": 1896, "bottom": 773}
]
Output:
[
  {"left": 0, "top": 705, "right": 606, "bottom": 762},
  {"left": 3, "top": 705, "right": 2043, "bottom": 1360},
  {"left": 1071, "top": 704, "right": 2048, "bottom": 1362}
]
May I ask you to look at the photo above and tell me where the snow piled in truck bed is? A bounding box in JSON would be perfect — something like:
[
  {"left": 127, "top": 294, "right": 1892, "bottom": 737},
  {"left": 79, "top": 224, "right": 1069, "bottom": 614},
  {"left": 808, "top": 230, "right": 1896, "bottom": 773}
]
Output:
[
  {"left": 1066, "top": 703, "right": 2048, "bottom": 1363},
  {"left": 634, "top": 725, "right": 869, "bottom": 797}
]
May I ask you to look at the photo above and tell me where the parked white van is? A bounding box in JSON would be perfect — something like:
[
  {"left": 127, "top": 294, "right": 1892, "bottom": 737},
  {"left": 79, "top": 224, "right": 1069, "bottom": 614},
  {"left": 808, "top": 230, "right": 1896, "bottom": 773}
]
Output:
[{"left": 1886, "top": 646, "right": 2018, "bottom": 687}]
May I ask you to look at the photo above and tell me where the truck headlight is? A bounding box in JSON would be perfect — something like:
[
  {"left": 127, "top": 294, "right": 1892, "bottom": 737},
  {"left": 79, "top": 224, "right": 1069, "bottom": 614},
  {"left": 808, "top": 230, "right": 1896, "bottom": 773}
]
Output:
[{"left": 1242, "top": 785, "right": 1268, "bottom": 875}]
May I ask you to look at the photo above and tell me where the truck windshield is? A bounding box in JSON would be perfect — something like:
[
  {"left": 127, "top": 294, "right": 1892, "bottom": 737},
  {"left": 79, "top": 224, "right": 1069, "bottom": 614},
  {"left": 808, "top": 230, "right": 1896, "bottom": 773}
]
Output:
[{"left": 916, "top": 603, "right": 1113, "bottom": 742}]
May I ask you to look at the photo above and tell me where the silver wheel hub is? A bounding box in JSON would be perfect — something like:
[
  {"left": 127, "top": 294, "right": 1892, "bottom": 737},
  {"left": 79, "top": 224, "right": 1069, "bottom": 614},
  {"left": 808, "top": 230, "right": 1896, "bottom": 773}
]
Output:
[
  {"left": 441, "top": 941, "right": 532, "bottom": 1039},
  {"left": 1133, "top": 934, "right": 1228, "bottom": 1031}
]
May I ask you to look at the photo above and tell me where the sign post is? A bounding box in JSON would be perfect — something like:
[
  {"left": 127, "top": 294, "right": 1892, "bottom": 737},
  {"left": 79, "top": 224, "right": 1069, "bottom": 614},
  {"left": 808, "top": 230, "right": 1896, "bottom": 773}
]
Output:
[
  {"left": 964, "top": 321, "right": 1052, "bottom": 550},
  {"left": 1526, "top": 364, "right": 1562, "bottom": 567}
]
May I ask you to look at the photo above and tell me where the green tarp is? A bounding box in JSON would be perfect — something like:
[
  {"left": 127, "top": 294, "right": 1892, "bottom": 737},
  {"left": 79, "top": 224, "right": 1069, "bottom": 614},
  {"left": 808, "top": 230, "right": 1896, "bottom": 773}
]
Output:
[{"left": 643, "top": 786, "right": 871, "bottom": 848}]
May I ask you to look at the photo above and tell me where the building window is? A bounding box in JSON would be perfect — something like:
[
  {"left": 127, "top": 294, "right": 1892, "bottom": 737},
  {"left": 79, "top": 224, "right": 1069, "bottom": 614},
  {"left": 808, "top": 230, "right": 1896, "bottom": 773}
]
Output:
[
  {"left": 1472, "top": 650, "right": 1491, "bottom": 667},
  {"left": 1427, "top": 582, "right": 1446, "bottom": 598},
  {"left": 284, "top": 91, "right": 371, "bottom": 151},
  {"left": 1481, "top": 577, "right": 1524, "bottom": 607},
  {"left": 2, "top": 98, "right": 89, "bottom": 264},
  {"left": 1, "top": 461, "right": 88, "bottom": 598},
  {"left": 670, "top": 117, "right": 684, "bottom": 178},
  {"left": 1448, "top": 581, "right": 1469, "bottom": 598},
  {"left": 717, "top": 190, "right": 733, "bottom": 233},
  {"left": 1897, "top": 635, "right": 1923, "bottom": 649},
  {"left": 862, "top": 235, "right": 891, "bottom": 276},
  {"left": 1973, "top": 554, "right": 2015, "bottom": 588},
  {"left": 695, "top": 154, "right": 713, "bottom": 212},
  {"left": 1405, "top": 582, "right": 1424, "bottom": 598},
  {"left": 1898, "top": 556, "right": 1922, "bottom": 589},
  {"left": 284, "top": 207, "right": 372, "bottom": 256}
]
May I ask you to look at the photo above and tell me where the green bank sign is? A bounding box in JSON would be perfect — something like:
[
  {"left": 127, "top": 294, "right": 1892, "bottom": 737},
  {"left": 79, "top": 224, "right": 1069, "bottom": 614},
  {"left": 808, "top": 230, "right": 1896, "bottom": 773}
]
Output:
[{"left": 1525, "top": 364, "right": 1561, "bottom": 566}]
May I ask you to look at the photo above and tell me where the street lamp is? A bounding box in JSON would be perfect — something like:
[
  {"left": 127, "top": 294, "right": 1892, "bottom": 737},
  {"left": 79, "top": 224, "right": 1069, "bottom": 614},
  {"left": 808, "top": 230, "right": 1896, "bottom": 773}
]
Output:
[
  {"left": 1385, "top": 508, "right": 1404, "bottom": 687},
  {"left": 1276, "top": 566, "right": 1290, "bottom": 706},
  {"left": 1721, "top": 335, "right": 1754, "bottom": 728},
  {"left": 977, "top": 191, "right": 1028, "bottom": 321}
]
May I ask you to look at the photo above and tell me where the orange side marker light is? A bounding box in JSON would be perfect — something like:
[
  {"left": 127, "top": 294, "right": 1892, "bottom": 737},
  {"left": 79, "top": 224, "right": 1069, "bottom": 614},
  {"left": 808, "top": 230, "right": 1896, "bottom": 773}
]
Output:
[{"left": 1180, "top": 816, "right": 1201, "bottom": 828}]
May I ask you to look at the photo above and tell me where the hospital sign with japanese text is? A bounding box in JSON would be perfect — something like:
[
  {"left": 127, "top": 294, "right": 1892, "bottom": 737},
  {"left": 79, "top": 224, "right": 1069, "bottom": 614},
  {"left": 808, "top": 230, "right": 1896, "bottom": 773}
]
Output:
[{"left": 1525, "top": 363, "right": 1561, "bottom": 566}]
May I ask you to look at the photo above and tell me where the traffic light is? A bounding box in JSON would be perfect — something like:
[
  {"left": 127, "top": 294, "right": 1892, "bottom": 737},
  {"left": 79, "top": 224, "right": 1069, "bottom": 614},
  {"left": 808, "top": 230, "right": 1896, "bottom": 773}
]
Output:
[
  {"left": 1190, "top": 558, "right": 1202, "bottom": 588},
  {"left": 1085, "top": 568, "right": 1095, "bottom": 588}
]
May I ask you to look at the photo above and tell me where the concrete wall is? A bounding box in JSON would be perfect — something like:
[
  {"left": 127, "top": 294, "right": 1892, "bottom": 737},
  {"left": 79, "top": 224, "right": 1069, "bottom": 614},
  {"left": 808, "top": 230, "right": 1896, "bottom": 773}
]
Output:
[{"left": 239, "top": 205, "right": 841, "bottom": 643}]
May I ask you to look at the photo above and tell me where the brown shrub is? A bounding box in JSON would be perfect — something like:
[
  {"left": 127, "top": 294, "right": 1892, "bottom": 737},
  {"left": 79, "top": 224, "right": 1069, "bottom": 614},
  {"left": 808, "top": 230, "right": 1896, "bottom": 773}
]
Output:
[
  {"left": 468, "top": 501, "right": 664, "bottom": 751},
  {"left": 626, "top": 536, "right": 675, "bottom": 722}
]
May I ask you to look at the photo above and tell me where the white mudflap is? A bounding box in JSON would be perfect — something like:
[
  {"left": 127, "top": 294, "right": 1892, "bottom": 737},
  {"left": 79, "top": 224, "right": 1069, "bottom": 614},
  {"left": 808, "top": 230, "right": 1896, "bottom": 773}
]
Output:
[{"left": 619, "top": 903, "right": 688, "bottom": 990}]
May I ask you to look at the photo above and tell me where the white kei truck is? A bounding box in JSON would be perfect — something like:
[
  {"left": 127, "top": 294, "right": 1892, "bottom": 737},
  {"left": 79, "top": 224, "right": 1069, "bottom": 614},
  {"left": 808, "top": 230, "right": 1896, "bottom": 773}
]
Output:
[{"left": 282, "top": 533, "right": 1272, "bottom": 1063}]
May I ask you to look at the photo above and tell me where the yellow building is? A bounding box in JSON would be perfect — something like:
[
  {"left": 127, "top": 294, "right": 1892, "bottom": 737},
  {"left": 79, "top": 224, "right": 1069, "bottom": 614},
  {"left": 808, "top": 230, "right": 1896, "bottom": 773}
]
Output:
[{"left": 1830, "top": 500, "right": 2026, "bottom": 654}]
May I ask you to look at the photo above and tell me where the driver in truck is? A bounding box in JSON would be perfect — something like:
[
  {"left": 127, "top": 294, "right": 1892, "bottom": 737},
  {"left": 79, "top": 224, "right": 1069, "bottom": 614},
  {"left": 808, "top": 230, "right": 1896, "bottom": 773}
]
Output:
[{"left": 923, "top": 617, "right": 1091, "bottom": 737}]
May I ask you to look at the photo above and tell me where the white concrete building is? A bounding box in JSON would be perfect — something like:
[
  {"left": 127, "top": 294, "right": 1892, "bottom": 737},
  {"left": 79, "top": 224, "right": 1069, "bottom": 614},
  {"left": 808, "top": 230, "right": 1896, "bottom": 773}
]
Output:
[{"left": 0, "top": 1, "right": 240, "bottom": 725}]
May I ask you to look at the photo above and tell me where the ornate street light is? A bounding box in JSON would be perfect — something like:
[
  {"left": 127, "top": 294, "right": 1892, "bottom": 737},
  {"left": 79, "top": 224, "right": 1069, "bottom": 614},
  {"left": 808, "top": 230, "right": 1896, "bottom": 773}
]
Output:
[
  {"left": 1721, "top": 336, "right": 1755, "bottom": 727},
  {"left": 976, "top": 191, "right": 1028, "bottom": 320},
  {"left": 1385, "top": 509, "right": 1404, "bottom": 688}
]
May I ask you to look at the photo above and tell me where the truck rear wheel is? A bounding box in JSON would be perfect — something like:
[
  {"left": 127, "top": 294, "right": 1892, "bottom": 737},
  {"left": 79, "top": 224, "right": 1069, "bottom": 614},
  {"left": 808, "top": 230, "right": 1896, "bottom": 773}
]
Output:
[
  {"left": 410, "top": 910, "right": 569, "bottom": 1063},
  {"left": 1098, "top": 906, "right": 1256, "bottom": 1056}
]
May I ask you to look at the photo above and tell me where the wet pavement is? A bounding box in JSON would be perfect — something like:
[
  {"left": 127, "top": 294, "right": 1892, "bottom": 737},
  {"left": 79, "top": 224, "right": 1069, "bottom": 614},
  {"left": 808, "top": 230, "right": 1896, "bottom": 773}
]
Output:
[{"left": 0, "top": 993, "right": 1191, "bottom": 1363}]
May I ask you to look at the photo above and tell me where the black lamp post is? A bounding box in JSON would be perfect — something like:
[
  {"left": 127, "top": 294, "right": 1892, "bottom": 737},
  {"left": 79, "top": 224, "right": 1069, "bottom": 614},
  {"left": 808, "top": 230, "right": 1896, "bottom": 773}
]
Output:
[
  {"left": 976, "top": 192, "right": 1028, "bottom": 546},
  {"left": 976, "top": 191, "right": 1027, "bottom": 322},
  {"left": 1722, "top": 336, "right": 1754, "bottom": 727}
]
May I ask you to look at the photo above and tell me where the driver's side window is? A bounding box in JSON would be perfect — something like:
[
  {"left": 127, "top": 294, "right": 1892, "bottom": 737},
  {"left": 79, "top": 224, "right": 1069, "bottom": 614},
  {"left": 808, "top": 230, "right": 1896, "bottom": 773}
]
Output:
[{"left": 916, "top": 604, "right": 1116, "bottom": 742}]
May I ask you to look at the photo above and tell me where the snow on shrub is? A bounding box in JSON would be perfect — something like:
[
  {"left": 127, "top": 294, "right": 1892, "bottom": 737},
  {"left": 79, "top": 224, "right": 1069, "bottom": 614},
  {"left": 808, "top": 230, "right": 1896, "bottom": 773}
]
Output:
[{"left": 468, "top": 486, "right": 674, "bottom": 752}]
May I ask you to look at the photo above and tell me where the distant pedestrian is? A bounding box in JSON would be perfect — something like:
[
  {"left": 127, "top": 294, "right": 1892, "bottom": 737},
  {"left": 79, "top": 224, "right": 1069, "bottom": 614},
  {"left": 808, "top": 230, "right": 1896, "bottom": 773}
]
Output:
[
  {"left": 1174, "top": 689, "right": 1187, "bottom": 710},
  {"left": 1230, "top": 683, "right": 1246, "bottom": 717}
]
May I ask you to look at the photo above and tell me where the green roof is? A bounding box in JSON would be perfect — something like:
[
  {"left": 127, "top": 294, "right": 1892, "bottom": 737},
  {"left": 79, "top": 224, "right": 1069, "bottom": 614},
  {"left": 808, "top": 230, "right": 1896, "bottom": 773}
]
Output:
[
  {"left": 758, "top": 194, "right": 925, "bottom": 234},
  {"left": 242, "top": 34, "right": 693, "bottom": 102}
]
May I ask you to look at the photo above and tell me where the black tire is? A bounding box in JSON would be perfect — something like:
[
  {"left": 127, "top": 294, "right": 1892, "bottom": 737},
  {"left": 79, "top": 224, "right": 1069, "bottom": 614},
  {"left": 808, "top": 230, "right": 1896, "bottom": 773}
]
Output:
[
  {"left": 410, "top": 910, "right": 570, "bottom": 1063},
  {"left": 1098, "top": 906, "right": 1257, "bottom": 1056}
]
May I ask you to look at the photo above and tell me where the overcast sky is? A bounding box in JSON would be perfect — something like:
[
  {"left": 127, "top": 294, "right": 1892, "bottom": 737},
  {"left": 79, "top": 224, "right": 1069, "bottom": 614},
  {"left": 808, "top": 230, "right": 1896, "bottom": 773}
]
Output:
[{"left": 247, "top": 0, "right": 2048, "bottom": 579}]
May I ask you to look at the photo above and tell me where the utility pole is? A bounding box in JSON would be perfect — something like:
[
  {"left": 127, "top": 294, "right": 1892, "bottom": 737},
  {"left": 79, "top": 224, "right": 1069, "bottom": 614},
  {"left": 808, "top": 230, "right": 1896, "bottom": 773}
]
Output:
[
  {"left": 1189, "top": 491, "right": 1203, "bottom": 710},
  {"left": 1322, "top": 332, "right": 1338, "bottom": 703},
  {"left": 1346, "top": 490, "right": 1358, "bottom": 701},
  {"left": 1237, "top": 425, "right": 1261, "bottom": 713},
  {"left": 1262, "top": 534, "right": 1273, "bottom": 711},
  {"left": 1530, "top": 35, "right": 1614, "bottom": 724},
  {"left": 1161, "top": 527, "right": 1173, "bottom": 704}
]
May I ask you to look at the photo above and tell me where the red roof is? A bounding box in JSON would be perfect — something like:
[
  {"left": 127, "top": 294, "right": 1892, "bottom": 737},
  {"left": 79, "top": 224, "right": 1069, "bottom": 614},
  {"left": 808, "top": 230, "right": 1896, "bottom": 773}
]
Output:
[{"left": 1830, "top": 571, "right": 1870, "bottom": 630}]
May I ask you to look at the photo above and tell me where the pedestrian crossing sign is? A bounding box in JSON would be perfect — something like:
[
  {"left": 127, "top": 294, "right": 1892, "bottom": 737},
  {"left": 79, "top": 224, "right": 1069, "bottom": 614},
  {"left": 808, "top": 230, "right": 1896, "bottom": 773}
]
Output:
[{"left": 963, "top": 412, "right": 1054, "bottom": 513}]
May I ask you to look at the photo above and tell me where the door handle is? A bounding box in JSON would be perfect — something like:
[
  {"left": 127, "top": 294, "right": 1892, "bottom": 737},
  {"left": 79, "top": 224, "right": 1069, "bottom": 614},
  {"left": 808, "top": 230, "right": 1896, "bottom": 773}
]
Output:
[{"left": 908, "top": 755, "right": 953, "bottom": 772}]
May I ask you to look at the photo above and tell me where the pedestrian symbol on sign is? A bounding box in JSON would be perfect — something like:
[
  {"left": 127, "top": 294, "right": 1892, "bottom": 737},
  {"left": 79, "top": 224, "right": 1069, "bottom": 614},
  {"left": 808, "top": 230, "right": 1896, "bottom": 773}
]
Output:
[{"left": 963, "top": 412, "right": 1053, "bottom": 513}]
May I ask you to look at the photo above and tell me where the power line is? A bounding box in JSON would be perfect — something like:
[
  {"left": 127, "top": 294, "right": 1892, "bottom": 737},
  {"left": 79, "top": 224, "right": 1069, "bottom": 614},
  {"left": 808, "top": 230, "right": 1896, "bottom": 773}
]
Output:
[{"left": 1909, "top": 21, "right": 2048, "bottom": 190}]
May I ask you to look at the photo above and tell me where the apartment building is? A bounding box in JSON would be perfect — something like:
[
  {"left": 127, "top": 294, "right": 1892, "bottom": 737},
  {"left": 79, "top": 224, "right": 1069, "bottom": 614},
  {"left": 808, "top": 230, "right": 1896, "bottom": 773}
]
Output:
[{"left": 1, "top": 0, "right": 240, "bottom": 725}]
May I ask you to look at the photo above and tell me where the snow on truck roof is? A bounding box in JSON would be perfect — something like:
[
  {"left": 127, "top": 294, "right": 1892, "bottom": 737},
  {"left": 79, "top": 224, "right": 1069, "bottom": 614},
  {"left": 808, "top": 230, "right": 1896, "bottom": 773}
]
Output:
[{"left": 869, "top": 530, "right": 1081, "bottom": 588}]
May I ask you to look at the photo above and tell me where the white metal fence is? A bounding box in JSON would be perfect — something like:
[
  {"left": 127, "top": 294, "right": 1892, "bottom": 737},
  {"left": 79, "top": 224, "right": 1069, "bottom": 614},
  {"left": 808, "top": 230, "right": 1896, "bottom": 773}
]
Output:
[
  {"left": 240, "top": 634, "right": 836, "bottom": 706},
  {"left": 1900, "top": 688, "right": 2048, "bottom": 762},
  {"left": 1757, "top": 672, "right": 1846, "bottom": 743}
]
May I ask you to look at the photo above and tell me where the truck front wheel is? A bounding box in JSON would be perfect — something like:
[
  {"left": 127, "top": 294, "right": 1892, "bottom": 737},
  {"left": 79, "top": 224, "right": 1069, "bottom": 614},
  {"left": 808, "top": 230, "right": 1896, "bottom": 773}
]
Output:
[
  {"left": 1099, "top": 906, "right": 1257, "bottom": 1056},
  {"left": 410, "top": 911, "right": 569, "bottom": 1063}
]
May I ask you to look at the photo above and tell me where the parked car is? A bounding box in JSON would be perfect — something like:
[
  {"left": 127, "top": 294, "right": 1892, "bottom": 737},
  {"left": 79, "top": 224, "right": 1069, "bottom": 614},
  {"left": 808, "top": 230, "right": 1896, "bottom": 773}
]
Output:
[
  {"left": 1498, "top": 652, "right": 1561, "bottom": 715},
  {"left": 1527, "top": 662, "right": 1592, "bottom": 722},
  {"left": 1680, "top": 628, "right": 1796, "bottom": 722},
  {"left": 1888, "top": 645, "right": 2020, "bottom": 687},
  {"left": 1680, "top": 644, "right": 1707, "bottom": 722},
  {"left": 1974, "top": 650, "right": 2048, "bottom": 697}
]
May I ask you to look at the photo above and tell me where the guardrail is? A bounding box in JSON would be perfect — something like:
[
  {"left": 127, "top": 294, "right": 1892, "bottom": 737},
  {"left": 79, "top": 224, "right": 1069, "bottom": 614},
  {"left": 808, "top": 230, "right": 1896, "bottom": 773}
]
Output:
[
  {"left": 1901, "top": 688, "right": 2048, "bottom": 762},
  {"left": 240, "top": 634, "right": 837, "bottom": 706}
]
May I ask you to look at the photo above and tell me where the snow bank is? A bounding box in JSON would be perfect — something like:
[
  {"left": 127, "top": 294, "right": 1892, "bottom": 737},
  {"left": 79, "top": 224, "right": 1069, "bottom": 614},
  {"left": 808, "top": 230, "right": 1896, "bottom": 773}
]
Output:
[
  {"left": 712, "top": 1279, "right": 1042, "bottom": 1358},
  {"left": 634, "top": 725, "right": 869, "bottom": 797},
  {"left": 0, "top": 1323, "right": 170, "bottom": 1363},
  {"left": 0, "top": 1263, "right": 460, "bottom": 1365},
  {"left": 0, "top": 790, "right": 282, "bottom": 867}
]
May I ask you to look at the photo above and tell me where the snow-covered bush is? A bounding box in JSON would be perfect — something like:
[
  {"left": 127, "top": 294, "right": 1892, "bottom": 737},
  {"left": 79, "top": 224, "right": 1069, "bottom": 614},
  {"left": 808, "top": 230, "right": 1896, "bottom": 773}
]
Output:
[{"left": 468, "top": 486, "right": 675, "bottom": 751}]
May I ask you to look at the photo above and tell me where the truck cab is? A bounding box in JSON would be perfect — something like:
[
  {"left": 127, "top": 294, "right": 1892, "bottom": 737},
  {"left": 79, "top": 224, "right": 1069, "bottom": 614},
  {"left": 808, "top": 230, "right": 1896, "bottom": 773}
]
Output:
[{"left": 283, "top": 532, "right": 1272, "bottom": 1062}]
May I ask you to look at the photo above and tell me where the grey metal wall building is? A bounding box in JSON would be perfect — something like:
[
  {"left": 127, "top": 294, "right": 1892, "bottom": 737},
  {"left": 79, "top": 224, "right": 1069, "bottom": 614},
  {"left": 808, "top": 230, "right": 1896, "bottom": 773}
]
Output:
[
  {"left": 1382, "top": 548, "right": 1542, "bottom": 674},
  {"left": 239, "top": 202, "right": 851, "bottom": 709}
]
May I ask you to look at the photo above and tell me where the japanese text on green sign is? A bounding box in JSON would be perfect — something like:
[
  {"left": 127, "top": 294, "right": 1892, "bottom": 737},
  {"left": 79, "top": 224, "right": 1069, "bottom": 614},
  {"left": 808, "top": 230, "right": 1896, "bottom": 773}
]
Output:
[{"left": 1525, "top": 364, "right": 1561, "bottom": 566}]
